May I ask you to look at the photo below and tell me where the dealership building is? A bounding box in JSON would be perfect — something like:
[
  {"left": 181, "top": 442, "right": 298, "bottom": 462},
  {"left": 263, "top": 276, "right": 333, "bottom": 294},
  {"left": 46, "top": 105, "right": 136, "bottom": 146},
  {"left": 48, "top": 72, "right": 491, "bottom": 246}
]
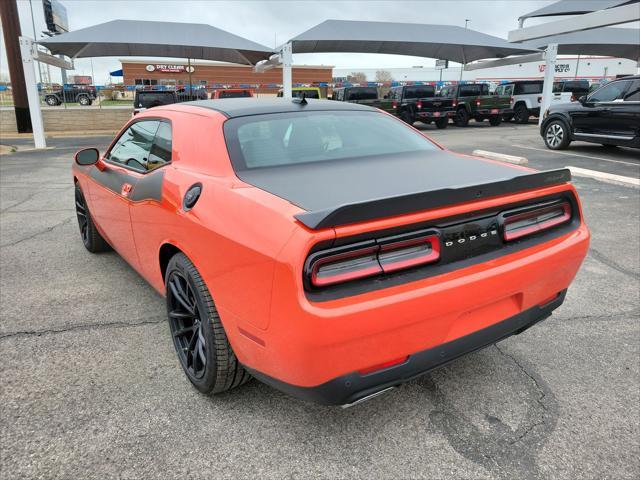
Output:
[
  {"left": 333, "top": 56, "right": 638, "bottom": 84},
  {"left": 120, "top": 59, "right": 333, "bottom": 94}
]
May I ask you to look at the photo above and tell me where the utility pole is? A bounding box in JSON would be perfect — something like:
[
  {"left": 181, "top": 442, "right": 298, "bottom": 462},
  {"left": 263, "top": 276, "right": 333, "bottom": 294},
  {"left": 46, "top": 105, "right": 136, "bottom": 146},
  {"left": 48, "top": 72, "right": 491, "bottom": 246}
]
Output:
[{"left": 1, "top": 0, "right": 32, "bottom": 132}]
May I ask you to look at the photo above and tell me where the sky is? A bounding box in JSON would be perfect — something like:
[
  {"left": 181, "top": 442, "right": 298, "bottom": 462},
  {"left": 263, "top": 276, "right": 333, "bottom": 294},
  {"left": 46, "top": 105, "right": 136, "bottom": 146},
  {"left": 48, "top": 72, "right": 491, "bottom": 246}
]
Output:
[{"left": 0, "top": 0, "right": 629, "bottom": 84}]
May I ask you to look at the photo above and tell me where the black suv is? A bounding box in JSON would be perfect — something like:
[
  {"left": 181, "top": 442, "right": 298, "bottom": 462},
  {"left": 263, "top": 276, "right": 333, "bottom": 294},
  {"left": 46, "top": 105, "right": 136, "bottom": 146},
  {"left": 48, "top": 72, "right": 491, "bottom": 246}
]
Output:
[
  {"left": 133, "top": 90, "right": 178, "bottom": 115},
  {"left": 43, "top": 84, "right": 97, "bottom": 106},
  {"left": 541, "top": 76, "right": 640, "bottom": 150}
]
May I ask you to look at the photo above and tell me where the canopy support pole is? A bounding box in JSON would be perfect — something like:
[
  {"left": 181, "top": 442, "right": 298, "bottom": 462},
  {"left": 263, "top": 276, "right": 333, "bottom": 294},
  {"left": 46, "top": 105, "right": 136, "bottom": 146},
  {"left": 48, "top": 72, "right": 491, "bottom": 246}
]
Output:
[
  {"left": 281, "top": 42, "right": 292, "bottom": 98},
  {"left": 188, "top": 57, "right": 193, "bottom": 98},
  {"left": 539, "top": 43, "right": 558, "bottom": 127},
  {"left": 19, "top": 36, "right": 46, "bottom": 149}
]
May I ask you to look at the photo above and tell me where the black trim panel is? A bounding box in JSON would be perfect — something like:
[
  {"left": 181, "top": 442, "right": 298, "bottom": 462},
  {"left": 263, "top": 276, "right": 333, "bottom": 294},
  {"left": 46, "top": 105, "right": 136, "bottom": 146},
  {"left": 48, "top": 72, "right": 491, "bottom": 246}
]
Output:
[
  {"left": 89, "top": 165, "right": 131, "bottom": 195},
  {"left": 246, "top": 289, "right": 567, "bottom": 406},
  {"left": 129, "top": 170, "right": 165, "bottom": 202},
  {"left": 295, "top": 168, "right": 571, "bottom": 230}
]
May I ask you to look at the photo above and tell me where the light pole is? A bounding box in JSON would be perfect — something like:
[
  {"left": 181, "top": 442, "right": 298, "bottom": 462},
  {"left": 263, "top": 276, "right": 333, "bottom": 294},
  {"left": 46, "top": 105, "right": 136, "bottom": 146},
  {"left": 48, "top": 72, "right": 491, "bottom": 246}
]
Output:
[{"left": 465, "top": 19, "right": 470, "bottom": 29}]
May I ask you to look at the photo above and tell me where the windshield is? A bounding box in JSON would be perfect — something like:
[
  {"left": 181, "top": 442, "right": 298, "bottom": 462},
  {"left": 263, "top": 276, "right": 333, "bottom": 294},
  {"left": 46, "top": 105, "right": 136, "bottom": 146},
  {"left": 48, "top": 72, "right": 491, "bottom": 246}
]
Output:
[{"left": 224, "top": 110, "right": 439, "bottom": 170}]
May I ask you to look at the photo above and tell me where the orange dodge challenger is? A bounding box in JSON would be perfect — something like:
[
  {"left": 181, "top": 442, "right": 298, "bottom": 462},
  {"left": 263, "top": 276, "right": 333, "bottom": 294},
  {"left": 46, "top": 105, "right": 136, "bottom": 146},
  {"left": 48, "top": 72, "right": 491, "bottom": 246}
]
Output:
[{"left": 72, "top": 98, "right": 589, "bottom": 406}]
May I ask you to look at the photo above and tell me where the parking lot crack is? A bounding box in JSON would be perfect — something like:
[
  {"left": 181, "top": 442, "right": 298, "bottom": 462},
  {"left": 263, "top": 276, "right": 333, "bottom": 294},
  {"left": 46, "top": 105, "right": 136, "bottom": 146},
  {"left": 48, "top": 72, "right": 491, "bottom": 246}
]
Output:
[
  {"left": 589, "top": 248, "right": 640, "bottom": 280},
  {"left": 0, "top": 316, "right": 165, "bottom": 341},
  {"left": 494, "top": 344, "right": 549, "bottom": 445},
  {"left": 0, "top": 217, "right": 73, "bottom": 248}
]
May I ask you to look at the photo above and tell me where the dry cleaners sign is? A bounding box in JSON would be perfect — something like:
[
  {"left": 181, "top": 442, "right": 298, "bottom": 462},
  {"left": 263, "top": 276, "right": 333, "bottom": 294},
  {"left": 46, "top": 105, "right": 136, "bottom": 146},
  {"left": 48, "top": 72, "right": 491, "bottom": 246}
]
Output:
[{"left": 146, "top": 64, "right": 195, "bottom": 73}]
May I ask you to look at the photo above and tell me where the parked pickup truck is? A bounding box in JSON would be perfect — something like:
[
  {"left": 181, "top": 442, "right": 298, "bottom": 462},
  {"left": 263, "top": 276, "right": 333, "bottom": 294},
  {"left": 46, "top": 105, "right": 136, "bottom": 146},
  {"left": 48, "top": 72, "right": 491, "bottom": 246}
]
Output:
[
  {"left": 43, "top": 84, "right": 97, "bottom": 106},
  {"left": 438, "top": 83, "right": 511, "bottom": 127}
]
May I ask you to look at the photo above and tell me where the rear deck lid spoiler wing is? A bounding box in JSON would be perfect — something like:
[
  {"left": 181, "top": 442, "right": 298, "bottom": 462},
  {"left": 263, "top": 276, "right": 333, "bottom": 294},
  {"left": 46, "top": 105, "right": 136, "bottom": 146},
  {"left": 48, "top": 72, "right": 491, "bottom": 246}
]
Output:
[{"left": 294, "top": 168, "right": 571, "bottom": 230}]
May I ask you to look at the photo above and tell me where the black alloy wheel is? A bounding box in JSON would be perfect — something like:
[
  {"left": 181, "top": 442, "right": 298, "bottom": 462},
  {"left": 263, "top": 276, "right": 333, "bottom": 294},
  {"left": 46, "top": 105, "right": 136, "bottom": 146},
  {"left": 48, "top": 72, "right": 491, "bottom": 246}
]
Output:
[
  {"left": 165, "top": 253, "right": 250, "bottom": 394},
  {"left": 168, "top": 269, "right": 208, "bottom": 380},
  {"left": 74, "top": 184, "right": 110, "bottom": 253}
]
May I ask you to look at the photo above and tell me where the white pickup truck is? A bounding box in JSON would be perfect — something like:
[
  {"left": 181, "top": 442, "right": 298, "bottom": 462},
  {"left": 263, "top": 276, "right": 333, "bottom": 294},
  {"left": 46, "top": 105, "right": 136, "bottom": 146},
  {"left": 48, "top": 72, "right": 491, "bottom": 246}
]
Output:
[{"left": 497, "top": 80, "right": 590, "bottom": 124}]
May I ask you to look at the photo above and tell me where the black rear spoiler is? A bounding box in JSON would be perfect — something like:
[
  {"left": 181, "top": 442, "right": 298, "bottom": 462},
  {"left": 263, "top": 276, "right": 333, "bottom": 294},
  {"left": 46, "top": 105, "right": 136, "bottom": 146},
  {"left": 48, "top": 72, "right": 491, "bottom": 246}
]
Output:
[{"left": 294, "top": 168, "right": 571, "bottom": 230}]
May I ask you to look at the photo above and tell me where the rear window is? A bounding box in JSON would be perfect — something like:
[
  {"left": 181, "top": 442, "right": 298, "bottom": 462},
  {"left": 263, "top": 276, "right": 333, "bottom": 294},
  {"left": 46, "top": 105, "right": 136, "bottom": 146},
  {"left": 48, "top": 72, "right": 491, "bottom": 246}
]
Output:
[
  {"left": 403, "top": 86, "right": 435, "bottom": 99},
  {"left": 219, "top": 90, "right": 252, "bottom": 98},
  {"left": 345, "top": 88, "right": 378, "bottom": 101},
  {"left": 292, "top": 89, "right": 320, "bottom": 99},
  {"left": 135, "top": 92, "right": 176, "bottom": 108},
  {"left": 459, "top": 84, "right": 488, "bottom": 96},
  {"left": 553, "top": 81, "right": 589, "bottom": 94},
  {"left": 515, "top": 82, "right": 543, "bottom": 95},
  {"left": 224, "top": 111, "right": 439, "bottom": 170}
]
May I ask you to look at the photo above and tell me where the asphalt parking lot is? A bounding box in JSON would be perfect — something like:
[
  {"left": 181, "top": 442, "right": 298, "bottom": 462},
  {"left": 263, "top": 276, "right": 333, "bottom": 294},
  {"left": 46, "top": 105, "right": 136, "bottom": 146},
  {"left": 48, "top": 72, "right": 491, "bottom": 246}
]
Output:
[{"left": 1, "top": 123, "right": 638, "bottom": 479}]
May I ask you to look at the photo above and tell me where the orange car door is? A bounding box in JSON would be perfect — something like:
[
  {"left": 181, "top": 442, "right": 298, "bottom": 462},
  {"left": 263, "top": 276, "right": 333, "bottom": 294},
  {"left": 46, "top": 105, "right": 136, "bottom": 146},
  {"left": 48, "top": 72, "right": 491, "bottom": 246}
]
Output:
[{"left": 88, "top": 120, "right": 160, "bottom": 270}]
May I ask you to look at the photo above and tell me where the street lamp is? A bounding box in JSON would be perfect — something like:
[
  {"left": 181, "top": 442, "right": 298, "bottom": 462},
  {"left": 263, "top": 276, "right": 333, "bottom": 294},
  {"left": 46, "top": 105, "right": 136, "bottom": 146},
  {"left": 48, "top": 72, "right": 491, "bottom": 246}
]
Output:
[{"left": 465, "top": 19, "right": 471, "bottom": 29}]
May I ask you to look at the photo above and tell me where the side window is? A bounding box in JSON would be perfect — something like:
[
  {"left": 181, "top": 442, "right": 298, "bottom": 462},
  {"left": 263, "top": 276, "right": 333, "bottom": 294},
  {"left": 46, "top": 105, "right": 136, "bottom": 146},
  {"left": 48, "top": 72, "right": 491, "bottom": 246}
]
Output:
[
  {"left": 107, "top": 120, "right": 160, "bottom": 172},
  {"left": 495, "top": 86, "right": 503, "bottom": 95},
  {"left": 503, "top": 85, "right": 514, "bottom": 96},
  {"left": 589, "top": 80, "right": 631, "bottom": 103},
  {"left": 624, "top": 80, "right": 640, "bottom": 101},
  {"left": 148, "top": 122, "right": 172, "bottom": 171}
]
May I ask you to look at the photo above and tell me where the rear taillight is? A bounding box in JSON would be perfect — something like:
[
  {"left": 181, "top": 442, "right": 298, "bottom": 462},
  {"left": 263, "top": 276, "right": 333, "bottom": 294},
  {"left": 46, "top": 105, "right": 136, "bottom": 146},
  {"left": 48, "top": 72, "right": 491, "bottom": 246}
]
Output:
[
  {"left": 452, "top": 100, "right": 458, "bottom": 107},
  {"left": 501, "top": 201, "right": 571, "bottom": 242},
  {"left": 310, "top": 244, "right": 381, "bottom": 288},
  {"left": 510, "top": 95, "right": 514, "bottom": 104},
  {"left": 306, "top": 232, "right": 440, "bottom": 288},
  {"left": 378, "top": 234, "right": 440, "bottom": 273},
  {"left": 416, "top": 100, "right": 423, "bottom": 109},
  {"left": 570, "top": 94, "right": 577, "bottom": 102},
  {"left": 392, "top": 101, "right": 398, "bottom": 109},
  {"left": 476, "top": 100, "right": 481, "bottom": 106}
]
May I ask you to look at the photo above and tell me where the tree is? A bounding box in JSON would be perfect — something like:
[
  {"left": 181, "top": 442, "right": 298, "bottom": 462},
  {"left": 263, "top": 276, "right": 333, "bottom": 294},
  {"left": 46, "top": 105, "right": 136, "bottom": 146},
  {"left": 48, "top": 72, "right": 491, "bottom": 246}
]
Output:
[
  {"left": 347, "top": 71, "right": 367, "bottom": 84},
  {"left": 375, "top": 70, "right": 393, "bottom": 83}
]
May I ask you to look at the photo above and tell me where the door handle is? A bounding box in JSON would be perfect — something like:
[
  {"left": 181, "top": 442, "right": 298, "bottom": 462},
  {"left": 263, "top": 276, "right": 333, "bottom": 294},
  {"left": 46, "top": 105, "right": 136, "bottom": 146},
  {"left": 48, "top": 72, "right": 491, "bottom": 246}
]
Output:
[{"left": 121, "top": 183, "right": 133, "bottom": 197}]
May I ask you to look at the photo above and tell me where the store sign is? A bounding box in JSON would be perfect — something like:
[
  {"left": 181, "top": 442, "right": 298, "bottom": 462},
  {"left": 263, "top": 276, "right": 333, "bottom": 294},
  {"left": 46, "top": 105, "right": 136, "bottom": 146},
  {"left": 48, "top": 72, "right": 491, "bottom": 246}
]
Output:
[
  {"left": 539, "top": 64, "right": 570, "bottom": 73},
  {"left": 146, "top": 64, "right": 195, "bottom": 73},
  {"left": 435, "top": 59, "right": 449, "bottom": 70}
]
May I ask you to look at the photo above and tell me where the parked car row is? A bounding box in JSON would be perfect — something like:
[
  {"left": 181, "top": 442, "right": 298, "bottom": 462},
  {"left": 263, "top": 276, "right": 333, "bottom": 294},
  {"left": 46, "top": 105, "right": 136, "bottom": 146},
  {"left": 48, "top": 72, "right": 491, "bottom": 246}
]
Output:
[
  {"left": 132, "top": 88, "right": 255, "bottom": 115},
  {"left": 331, "top": 83, "right": 512, "bottom": 128}
]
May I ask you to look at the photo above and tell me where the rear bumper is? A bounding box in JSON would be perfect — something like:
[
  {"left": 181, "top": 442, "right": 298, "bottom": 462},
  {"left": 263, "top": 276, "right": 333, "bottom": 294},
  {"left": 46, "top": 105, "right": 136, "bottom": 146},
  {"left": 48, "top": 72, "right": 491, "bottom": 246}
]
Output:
[
  {"left": 476, "top": 108, "right": 511, "bottom": 116},
  {"left": 247, "top": 290, "right": 566, "bottom": 406},
  {"left": 416, "top": 111, "right": 452, "bottom": 119}
]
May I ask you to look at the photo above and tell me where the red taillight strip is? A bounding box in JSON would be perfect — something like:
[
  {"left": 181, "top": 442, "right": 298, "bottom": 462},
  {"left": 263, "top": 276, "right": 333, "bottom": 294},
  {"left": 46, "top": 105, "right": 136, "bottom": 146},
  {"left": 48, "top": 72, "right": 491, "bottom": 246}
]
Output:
[
  {"left": 503, "top": 202, "right": 571, "bottom": 241},
  {"left": 378, "top": 234, "right": 440, "bottom": 273},
  {"left": 310, "top": 245, "right": 381, "bottom": 288},
  {"left": 358, "top": 356, "right": 409, "bottom": 375}
]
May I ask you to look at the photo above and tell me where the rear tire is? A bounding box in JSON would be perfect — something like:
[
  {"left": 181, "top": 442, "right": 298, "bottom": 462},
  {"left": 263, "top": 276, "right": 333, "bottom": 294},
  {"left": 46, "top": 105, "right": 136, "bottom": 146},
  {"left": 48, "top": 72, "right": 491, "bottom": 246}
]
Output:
[
  {"left": 489, "top": 115, "right": 502, "bottom": 126},
  {"left": 454, "top": 108, "right": 470, "bottom": 127},
  {"left": 74, "top": 184, "right": 111, "bottom": 253},
  {"left": 514, "top": 103, "right": 530, "bottom": 124},
  {"left": 435, "top": 117, "right": 448, "bottom": 129},
  {"left": 166, "top": 253, "right": 251, "bottom": 395},
  {"left": 543, "top": 120, "right": 571, "bottom": 150},
  {"left": 45, "top": 96, "right": 59, "bottom": 106},
  {"left": 78, "top": 95, "right": 92, "bottom": 106}
]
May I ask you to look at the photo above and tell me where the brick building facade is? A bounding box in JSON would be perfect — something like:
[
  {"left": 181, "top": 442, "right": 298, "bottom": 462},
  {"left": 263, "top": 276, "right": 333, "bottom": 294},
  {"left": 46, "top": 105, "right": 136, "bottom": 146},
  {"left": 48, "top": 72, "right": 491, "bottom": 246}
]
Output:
[{"left": 121, "top": 60, "right": 333, "bottom": 94}]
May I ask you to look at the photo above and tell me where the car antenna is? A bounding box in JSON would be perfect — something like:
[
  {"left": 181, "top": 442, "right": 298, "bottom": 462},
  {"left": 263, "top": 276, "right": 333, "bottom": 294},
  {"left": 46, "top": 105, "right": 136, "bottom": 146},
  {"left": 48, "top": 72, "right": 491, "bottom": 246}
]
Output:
[{"left": 292, "top": 92, "right": 307, "bottom": 105}]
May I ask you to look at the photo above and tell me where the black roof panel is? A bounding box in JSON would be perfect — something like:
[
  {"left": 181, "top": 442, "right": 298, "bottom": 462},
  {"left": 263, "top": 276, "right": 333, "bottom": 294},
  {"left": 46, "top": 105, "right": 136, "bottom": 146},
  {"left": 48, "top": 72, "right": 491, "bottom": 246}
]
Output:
[{"left": 182, "top": 98, "right": 376, "bottom": 118}]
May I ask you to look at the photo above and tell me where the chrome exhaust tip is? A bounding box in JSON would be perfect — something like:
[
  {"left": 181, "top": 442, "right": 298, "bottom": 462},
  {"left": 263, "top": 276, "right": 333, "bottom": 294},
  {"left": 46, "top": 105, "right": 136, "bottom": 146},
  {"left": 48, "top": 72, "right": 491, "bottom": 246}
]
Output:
[{"left": 340, "top": 386, "right": 395, "bottom": 408}]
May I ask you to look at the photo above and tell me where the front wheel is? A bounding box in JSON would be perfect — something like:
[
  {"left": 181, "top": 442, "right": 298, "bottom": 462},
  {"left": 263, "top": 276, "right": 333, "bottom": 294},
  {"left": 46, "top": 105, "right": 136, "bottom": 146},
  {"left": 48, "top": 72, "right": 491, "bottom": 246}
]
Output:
[
  {"left": 435, "top": 117, "right": 448, "bottom": 129},
  {"left": 543, "top": 120, "right": 571, "bottom": 150},
  {"left": 400, "top": 110, "right": 414, "bottom": 125},
  {"left": 74, "top": 184, "right": 111, "bottom": 253},
  {"left": 454, "top": 108, "right": 470, "bottom": 127},
  {"left": 45, "top": 96, "right": 59, "bottom": 106},
  {"left": 166, "top": 253, "right": 251, "bottom": 395}
]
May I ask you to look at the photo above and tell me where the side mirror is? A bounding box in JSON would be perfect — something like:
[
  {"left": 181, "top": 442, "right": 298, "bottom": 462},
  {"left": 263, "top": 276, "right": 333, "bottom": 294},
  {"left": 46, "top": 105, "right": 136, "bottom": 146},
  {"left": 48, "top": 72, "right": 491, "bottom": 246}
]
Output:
[{"left": 75, "top": 148, "right": 99, "bottom": 166}]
